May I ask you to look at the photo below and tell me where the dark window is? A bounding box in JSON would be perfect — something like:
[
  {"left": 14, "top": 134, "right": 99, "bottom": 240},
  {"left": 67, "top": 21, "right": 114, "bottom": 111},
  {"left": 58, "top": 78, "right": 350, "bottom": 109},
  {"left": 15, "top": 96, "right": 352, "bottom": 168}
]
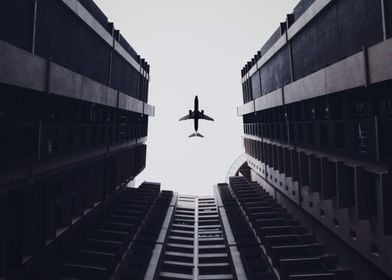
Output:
[
  {"left": 80, "top": 126, "right": 86, "bottom": 148},
  {"left": 66, "top": 126, "right": 74, "bottom": 150},
  {"left": 308, "top": 123, "right": 314, "bottom": 144},
  {"left": 369, "top": 173, "right": 378, "bottom": 217},
  {"left": 320, "top": 123, "right": 328, "bottom": 146},
  {"left": 297, "top": 124, "right": 303, "bottom": 142},
  {"left": 0, "top": 98, "right": 5, "bottom": 119},
  {"left": 335, "top": 123, "right": 345, "bottom": 148}
]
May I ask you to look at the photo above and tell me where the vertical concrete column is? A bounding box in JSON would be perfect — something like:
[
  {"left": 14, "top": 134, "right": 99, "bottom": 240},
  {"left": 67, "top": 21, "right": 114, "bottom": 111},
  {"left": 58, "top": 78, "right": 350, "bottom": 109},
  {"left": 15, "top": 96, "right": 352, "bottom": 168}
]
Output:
[
  {"left": 278, "top": 146, "right": 284, "bottom": 174},
  {"left": 381, "top": 173, "right": 392, "bottom": 234},
  {"left": 145, "top": 193, "right": 177, "bottom": 279},
  {"left": 0, "top": 192, "right": 7, "bottom": 277},
  {"left": 299, "top": 152, "right": 309, "bottom": 188},
  {"left": 258, "top": 140, "right": 264, "bottom": 163},
  {"left": 31, "top": 0, "right": 38, "bottom": 54},
  {"left": 6, "top": 187, "right": 23, "bottom": 272},
  {"left": 381, "top": 0, "right": 388, "bottom": 40},
  {"left": 309, "top": 155, "right": 321, "bottom": 193},
  {"left": 74, "top": 173, "right": 84, "bottom": 218},
  {"left": 107, "top": 22, "right": 115, "bottom": 87},
  {"left": 264, "top": 142, "right": 270, "bottom": 168},
  {"left": 21, "top": 184, "right": 37, "bottom": 257},
  {"left": 60, "top": 177, "right": 72, "bottom": 228},
  {"left": 291, "top": 149, "right": 299, "bottom": 182},
  {"left": 286, "top": 14, "right": 295, "bottom": 83},
  {"left": 36, "top": 182, "right": 46, "bottom": 251},
  {"left": 273, "top": 144, "right": 278, "bottom": 171},
  {"left": 321, "top": 157, "right": 336, "bottom": 199},
  {"left": 45, "top": 180, "right": 57, "bottom": 240},
  {"left": 284, "top": 148, "right": 292, "bottom": 177},
  {"left": 355, "top": 166, "right": 372, "bottom": 220},
  {"left": 213, "top": 185, "right": 248, "bottom": 280},
  {"left": 193, "top": 197, "right": 199, "bottom": 280},
  {"left": 336, "top": 161, "right": 354, "bottom": 209}
]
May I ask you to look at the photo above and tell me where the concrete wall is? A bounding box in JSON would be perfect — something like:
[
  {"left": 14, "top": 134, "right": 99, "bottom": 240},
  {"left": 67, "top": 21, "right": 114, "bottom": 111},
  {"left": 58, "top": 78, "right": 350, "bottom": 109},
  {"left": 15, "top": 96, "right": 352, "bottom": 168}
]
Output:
[
  {"left": 241, "top": 0, "right": 386, "bottom": 104},
  {"left": 0, "top": 0, "right": 150, "bottom": 102},
  {"left": 250, "top": 168, "right": 391, "bottom": 280}
]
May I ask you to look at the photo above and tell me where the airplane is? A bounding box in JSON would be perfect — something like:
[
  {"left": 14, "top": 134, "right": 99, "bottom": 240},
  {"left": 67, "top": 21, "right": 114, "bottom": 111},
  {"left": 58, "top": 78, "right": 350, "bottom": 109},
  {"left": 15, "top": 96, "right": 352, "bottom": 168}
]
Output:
[{"left": 179, "top": 95, "right": 214, "bottom": 138}]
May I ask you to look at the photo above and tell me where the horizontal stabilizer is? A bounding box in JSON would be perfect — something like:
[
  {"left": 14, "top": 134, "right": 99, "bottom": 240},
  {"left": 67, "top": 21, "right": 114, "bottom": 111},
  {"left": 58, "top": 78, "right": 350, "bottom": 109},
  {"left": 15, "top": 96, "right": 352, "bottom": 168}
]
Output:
[{"left": 189, "top": 132, "right": 204, "bottom": 138}]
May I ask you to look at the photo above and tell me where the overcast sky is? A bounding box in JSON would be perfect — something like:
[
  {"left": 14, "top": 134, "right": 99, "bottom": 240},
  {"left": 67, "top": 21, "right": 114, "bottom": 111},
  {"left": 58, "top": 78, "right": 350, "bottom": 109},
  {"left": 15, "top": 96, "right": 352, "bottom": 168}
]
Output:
[{"left": 94, "top": 0, "right": 299, "bottom": 195}]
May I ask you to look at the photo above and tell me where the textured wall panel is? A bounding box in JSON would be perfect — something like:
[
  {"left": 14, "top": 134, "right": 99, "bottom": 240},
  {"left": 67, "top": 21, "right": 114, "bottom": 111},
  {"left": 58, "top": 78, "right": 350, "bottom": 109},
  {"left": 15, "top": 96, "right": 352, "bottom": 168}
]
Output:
[
  {"left": 386, "top": 0, "right": 392, "bottom": 38},
  {"left": 0, "top": 0, "right": 34, "bottom": 52},
  {"left": 111, "top": 52, "right": 139, "bottom": 98},
  {"left": 254, "top": 88, "right": 283, "bottom": 112},
  {"left": 337, "top": 0, "right": 383, "bottom": 58},
  {"left": 292, "top": 0, "right": 383, "bottom": 81},
  {"left": 251, "top": 71, "right": 262, "bottom": 99},
  {"left": 260, "top": 46, "right": 291, "bottom": 94},
  {"left": 291, "top": 3, "right": 340, "bottom": 80},
  {"left": 36, "top": 0, "right": 111, "bottom": 87}
]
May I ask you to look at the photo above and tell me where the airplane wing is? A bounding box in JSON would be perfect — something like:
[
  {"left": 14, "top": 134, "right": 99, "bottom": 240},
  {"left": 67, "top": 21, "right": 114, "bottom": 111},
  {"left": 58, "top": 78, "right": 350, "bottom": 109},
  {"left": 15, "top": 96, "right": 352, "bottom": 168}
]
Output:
[
  {"left": 179, "top": 111, "right": 195, "bottom": 121},
  {"left": 200, "top": 113, "right": 214, "bottom": 121}
]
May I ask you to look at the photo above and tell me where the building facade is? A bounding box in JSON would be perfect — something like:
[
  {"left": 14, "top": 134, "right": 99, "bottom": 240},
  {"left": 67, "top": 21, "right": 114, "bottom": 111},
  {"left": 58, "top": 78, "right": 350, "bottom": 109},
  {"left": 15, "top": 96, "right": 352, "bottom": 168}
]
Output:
[
  {"left": 0, "top": 0, "right": 154, "bottom": 278},
  {"left": 237, "top": 0, "right": 392, "bottom": 279}
]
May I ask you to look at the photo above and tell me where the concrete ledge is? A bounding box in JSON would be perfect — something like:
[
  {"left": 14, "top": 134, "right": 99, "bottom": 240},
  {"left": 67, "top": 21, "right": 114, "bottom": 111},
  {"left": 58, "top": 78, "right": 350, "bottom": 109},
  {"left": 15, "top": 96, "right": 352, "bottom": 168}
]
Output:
[
  {"left": 284, "top": 68, "right": 326, "bottom": 105},
  {"left": 237, "top": 100, "right": 255, "bottom": 116},
  {"left": 325, "top": 52, "right": 365, "bottom": 94},
  {"left": 255, "top": 88, "right": 283, "bottom": 111},
  {"left": 118, "top": 92, "right": 143, "bottom": 114},
  {"left": 144, "top": 103, "right": 155, "bottom": 117},
  {"left": 50, "top": 62, "right": 118, "bottom": 107},
  {"left": 0, "top": 40, "right": 155, "bottom": 116},
  {"left": 0, "top": 41, "right": 46, "bottom": 92}
]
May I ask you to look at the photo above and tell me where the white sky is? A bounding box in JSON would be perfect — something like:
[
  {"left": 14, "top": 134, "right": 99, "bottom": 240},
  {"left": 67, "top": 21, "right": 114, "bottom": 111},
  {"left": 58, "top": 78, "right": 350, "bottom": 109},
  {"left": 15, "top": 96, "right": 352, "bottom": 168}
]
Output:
[{"left": 94, "top": 0, "right": 299, "bottom": 195}]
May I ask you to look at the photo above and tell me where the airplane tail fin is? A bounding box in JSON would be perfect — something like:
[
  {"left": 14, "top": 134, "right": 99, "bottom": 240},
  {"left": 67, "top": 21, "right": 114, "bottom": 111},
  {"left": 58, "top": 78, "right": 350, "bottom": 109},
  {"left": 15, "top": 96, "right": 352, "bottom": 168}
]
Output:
[{"left": 189, "top": 132, "right": 204, "bottom": 138}]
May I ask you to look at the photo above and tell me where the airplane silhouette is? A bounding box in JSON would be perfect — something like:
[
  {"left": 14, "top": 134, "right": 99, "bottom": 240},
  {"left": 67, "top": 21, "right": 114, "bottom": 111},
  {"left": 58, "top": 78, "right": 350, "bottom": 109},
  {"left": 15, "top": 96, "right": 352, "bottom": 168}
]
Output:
[{"left": 179, "top": 95, "right": 214, "bottom": 138}]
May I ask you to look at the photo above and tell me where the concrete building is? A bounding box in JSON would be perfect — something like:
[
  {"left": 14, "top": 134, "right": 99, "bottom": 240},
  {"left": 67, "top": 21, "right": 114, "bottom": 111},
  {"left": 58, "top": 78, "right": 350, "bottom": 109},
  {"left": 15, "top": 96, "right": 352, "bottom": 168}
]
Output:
[
  {"left": 147, "top": 195, "right": 241, "bottom": 280},
  {"left": 237, "top": 0, "right": 392, "bottom": 279},
  {"left": 3, "top": 0, "right": 392, "bottom": 279},
  {"left": 0, "top": 0, "right": 154, "bottom": 278}
]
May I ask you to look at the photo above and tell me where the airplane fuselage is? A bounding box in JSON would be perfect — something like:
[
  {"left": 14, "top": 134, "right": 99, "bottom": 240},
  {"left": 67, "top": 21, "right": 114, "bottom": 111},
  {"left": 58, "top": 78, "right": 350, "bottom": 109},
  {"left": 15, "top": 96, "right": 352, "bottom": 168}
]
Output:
[{"left": 194, "top": 96, "right": 199, "bottom": 132}]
